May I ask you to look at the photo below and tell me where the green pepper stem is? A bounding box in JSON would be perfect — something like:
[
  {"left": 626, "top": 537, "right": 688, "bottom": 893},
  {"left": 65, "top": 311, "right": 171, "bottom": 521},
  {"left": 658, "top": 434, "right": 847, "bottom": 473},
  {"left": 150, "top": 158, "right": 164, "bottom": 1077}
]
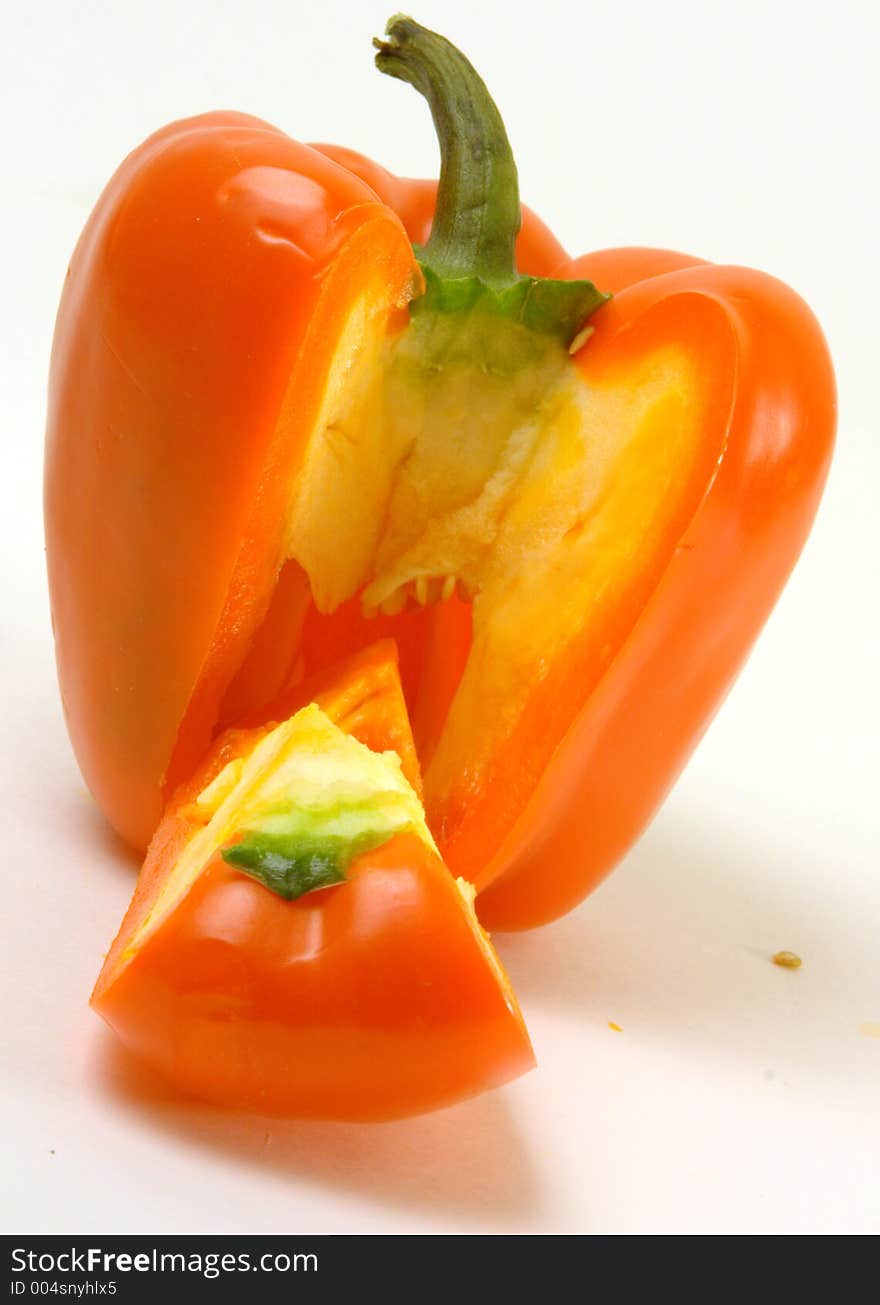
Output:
[{"left": 374, "top": 15, "right": 521, "bottom": 290}]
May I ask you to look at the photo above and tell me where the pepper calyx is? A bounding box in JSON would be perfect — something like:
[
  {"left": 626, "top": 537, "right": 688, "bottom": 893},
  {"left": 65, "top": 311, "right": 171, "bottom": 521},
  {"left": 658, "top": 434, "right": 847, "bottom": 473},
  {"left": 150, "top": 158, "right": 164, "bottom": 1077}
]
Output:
[
  {"left": 222, "top": 835, "right": 348, "bottom": 901},
  {"left": 412, "top": 261, "right": 607, "bottom": 345}
]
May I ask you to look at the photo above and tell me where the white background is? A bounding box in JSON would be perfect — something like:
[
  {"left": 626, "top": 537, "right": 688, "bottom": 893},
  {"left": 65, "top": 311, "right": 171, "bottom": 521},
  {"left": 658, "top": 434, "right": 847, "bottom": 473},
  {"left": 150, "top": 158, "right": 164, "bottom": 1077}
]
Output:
[{"left": 2, "top": 0, "right": 877, "bottom": 1235}]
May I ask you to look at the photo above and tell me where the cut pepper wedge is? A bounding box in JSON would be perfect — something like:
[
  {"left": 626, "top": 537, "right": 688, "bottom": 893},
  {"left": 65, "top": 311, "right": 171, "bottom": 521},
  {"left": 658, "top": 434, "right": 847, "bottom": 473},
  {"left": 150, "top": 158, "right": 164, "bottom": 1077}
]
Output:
[
  {"left": 92, "top": 642, "right": 533, "bottom": 1121},
  {"left": 47, "top": 17, "right": 836, "bottom": 940}
]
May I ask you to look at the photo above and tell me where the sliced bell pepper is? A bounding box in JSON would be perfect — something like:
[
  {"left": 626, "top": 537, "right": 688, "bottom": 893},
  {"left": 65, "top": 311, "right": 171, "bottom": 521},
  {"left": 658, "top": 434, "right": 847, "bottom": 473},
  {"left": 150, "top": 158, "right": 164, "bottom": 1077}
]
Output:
[
  {"left": 46, "top": 17, "right": 835, "bottom": 933},
  {"left": 92, "top": 641, "right": 533, "bottom": 1120}
]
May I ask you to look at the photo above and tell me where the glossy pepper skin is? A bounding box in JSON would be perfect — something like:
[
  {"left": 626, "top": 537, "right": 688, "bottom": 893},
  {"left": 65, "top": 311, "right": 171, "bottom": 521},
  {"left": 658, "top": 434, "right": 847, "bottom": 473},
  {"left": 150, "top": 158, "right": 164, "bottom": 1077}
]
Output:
[
  {"left": 92, "top": 642, "right": 533, "bottom": 1121},
  {"left": 46, "top": 18, "right": 835, "bottom": 934}
]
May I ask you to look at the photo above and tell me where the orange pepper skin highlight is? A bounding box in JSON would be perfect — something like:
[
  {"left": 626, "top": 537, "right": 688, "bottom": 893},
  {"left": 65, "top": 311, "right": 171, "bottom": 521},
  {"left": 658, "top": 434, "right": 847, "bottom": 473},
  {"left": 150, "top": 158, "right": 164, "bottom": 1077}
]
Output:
[{"left": 92, "top": 644, "right": 533, "bottom": 1121}]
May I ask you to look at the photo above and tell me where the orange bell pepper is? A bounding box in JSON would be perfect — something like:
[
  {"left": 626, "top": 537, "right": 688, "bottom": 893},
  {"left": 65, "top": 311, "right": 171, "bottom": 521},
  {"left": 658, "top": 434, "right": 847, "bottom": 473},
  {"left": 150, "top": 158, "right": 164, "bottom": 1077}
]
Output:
[
  {"left": 46, "top": 16, "right": 835, "bottom": 938},
  {"left": 92, "top": 641, "right": 533, "bottom": 1120}
]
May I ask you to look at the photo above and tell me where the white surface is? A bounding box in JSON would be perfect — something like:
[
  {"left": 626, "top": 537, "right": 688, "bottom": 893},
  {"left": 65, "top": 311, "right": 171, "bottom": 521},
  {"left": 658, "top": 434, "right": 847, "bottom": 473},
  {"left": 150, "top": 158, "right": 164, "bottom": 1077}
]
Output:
[{"left": 2, "top": 0, "right": 878, "bottom": 1235}]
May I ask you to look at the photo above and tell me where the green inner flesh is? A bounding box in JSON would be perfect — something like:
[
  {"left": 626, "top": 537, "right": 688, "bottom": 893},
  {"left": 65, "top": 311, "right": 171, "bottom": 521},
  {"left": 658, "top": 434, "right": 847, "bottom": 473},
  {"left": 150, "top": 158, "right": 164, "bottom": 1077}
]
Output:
[
  {"left": 215, "top": 705, "right": 433, "bottom": 900},
  {"left": 223, "top": 790, "right": 424, "bottom": 902},
  {"left": 130, "top": 703, "right": 434, "bottom": 912}
]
